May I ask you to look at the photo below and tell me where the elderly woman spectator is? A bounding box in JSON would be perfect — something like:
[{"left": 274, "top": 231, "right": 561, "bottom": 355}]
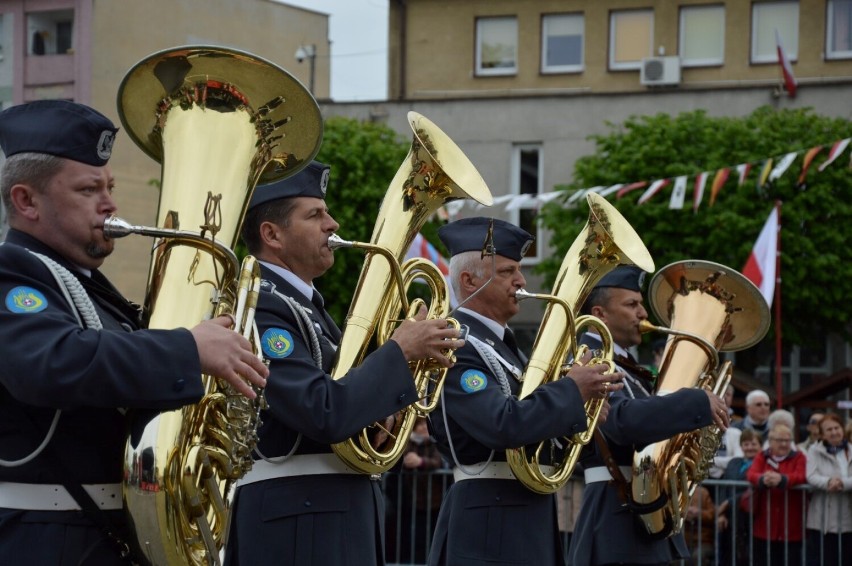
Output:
[
  {"left": 806, "top": 413, "right": 852, "bottom": 566},
  {"left": 716, "top": 428, "right": 762, "bottom": 566},
  {"left": 747, "top": 422, "right": 807, "bottom": 566}
]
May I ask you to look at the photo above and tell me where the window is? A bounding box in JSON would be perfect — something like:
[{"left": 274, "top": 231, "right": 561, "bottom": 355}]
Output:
[
  {"left": 542, "top": 13, "right": 584, "bottom": 73},
  {"left": 26, "top": 9, "right": 74, "bottom": 56},
  {"left": 751, "top": 1, "right": 798, "bottom": 63},
  {"left": 827, "top": 0, "right": 852, "bottom": 59},
  {"left": 511, "top": 144, "right": 541, "bottom": 262},
  {"left": 476, "top": 16, "right": 517, "bottom": 76},
  {"left": 680, "top": 5, "right": 725, "bottom": 66},
  {"left": 609, "top": 9, "right": 654, "bottom": 70}
]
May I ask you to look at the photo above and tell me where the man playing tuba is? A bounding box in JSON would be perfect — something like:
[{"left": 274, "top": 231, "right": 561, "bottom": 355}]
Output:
[
  {"left": 428, "top": 217, "right": 620, "bottom": 566},
  {"left": 567, "top": 266, "right": 729, "bottom": 566},
  {"left": 226, "top": 161, "right": 462, "bottom": 566},
  {"left": 0, "top": 100, "right": 269, "bottom": 565}
]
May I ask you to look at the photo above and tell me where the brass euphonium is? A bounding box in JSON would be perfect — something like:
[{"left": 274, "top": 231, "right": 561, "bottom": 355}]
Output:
[
  {"left": 631, "top": 260, "right": 770, "bottom": 537},
  {"left": 505, "top": 192, "right": 654, "bottom": 494},
  {"left": 106, "top": 46, "right": 322, "bottom": 565},
  {"left": 329, "top": 111, "right": 493, "bottom": 474}
]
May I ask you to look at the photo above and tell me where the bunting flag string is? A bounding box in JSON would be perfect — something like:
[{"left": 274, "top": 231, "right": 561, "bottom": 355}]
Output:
[{"left": 438, "top": 135, "right": 852, "bottom": 220}]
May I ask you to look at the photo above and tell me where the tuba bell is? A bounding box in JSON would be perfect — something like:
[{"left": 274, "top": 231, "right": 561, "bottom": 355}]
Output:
[
  {"left": 328, "top": 111, "right": 493, "bottom": 474},
  {"left": 631, "top": 259, "right": 770, "bottom": 537},
  {"left": 106, "top": 46, "right": 322, "bottom": 565},
  {"left": 506, "top": 192, "right": 654, "bottom": 493}
]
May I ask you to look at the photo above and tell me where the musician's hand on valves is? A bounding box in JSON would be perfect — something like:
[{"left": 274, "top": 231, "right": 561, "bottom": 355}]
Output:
[
  {"left": 390, "top": 306, "right": 465, "bottom": 368},
  {"left": 190, "top": 315, "right": 269, "bottom": 399},
  {"left": 705, "top": 391, "right": 729, "bottom": 431},
  {"left": 566, "top": 363, "right": 624, "bottom": 403}
]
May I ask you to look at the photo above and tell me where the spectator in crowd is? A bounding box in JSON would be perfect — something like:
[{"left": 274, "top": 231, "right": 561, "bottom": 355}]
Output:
[
  {"left": 766, "top": 409, "right": 797, "bottom": 447},
  {"left": 682, "top": 485, "right": 715, "bottom": 566},
  {"left": 397, "top": 417, "right": 446, "bottom": 564},
  {"left": 799, "top": 412, "right": 825, "bottom": 453},
  {"left": 805, "top": 413, "right": 852, "bottom": 566},
  {"left": 733, "top": 389, "right": 772, "bottom": 443},
  {"left": 715, "top": 428, "right": 762, "bottom": 566},
  {"left": 747, "top": 422, "right": 807, "bottom": 566},
  {"left": 710, "top": 384, "right": 745, "bottom": 479}
]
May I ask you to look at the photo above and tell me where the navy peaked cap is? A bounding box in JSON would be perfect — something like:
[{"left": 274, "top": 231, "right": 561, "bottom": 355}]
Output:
[
  {"left": 248, "top": 160, "right": 330, "bottom": 210},
  {"left": 0, "top": 100, "right": 118, "bottom": 166},
  {"left": 595, "top": 265, "right": 647, "bottom": 292},
  {"left": 438, "top": 217, "right": 533, "bottom": 262}
]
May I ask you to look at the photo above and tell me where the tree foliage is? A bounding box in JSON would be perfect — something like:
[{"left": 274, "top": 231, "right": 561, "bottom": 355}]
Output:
[{"left": 538, "top": 106, "right": 852, "bottom": 348}]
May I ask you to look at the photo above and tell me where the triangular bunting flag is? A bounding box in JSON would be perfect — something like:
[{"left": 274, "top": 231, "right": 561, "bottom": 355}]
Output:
[
  {"left": 616, "top": 181, "right": 648, "bottom": 199},
  {"left": 818, "top": 138, "right": 851, "bottom": 172},
  {"left": 797, "top": 146, "right": 823, "bottom": 186},
  {"left": 638, "top": 179, "right": 670, "bottom": 205},
  {"left": 769, "top": 152, "right": 798, "bottom": 182},
  {"left": 669, "top": 176, "right": 687, "bottom": 209},
  {"left": 693, "top": 172, "right": 708, "bottom": 213},
  {"left": 709, "top": 168, "right": 730, "bottom": 206}
]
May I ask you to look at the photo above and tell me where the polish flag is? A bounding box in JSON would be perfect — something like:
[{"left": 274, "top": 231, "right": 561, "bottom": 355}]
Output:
[
  {"left": 776, "top": 29, "right": 797, "bottom": 98},
  {"left": 742, "top": 208, "right": 779, "bottom": 307}
]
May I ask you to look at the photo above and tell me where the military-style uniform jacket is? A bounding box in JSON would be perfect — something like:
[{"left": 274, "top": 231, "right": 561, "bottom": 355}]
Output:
[
  {"left": 428, "top": 309, "right": 588, "bottom": 566},
  {"left": 0, "top": 230, "right": 203, "bottom": 564},
  {"left": 225, "top": 263, "right": 418, "bottom": 566},
  {"left": 567, "top": 333, "right": 714, "bottom": 566}
]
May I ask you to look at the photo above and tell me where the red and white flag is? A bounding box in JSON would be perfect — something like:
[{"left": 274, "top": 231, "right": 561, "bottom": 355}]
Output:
[
  {"left": 742, "top": 208, "right": 779, "bottom": 307},
  {"left": 776, "top": 29, "right": 797, "bottom": 98}
]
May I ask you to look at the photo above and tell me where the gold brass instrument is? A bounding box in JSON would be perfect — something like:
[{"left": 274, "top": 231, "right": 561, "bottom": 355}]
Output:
[
  {"left": 506, "top": 192, "right": 655, "bottom": 494},
  {"left": 107, "top": 46, "right": 322, "bottom": 565},
  {"left": 329, "top": 111, "right": 493, "bottom": 474},
  {"left": 631, "top": 260, "right": 770, "bottom": 537}
]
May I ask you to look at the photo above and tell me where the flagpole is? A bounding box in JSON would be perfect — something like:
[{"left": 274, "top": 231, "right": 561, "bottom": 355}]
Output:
[{"left": 774, "top": 199, "right": 783, "bottom": 409}]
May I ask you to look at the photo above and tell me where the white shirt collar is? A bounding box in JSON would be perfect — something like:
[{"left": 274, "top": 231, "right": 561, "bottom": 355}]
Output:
[
  {"left": 259, "top": 260, "right": 315, "bottom": 303},
  {"left": 583, "top": 330, "right": 633, "bottom": 359},
  {"left": 457, "top": 307, "right": 510, "bottom": 340}
]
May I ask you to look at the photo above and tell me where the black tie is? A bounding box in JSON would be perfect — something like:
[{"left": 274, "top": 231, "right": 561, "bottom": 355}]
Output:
[
  {"left": 311, "top": 289, "right": 341, "bottom": 343},
  {"left": 502, "top": 328, "right": 520, "bottom": 358}
]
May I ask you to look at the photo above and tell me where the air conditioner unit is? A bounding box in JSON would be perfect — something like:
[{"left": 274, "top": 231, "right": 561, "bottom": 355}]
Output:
[{"left": 640, "top": 56, "right": 681, "bottom": 86}]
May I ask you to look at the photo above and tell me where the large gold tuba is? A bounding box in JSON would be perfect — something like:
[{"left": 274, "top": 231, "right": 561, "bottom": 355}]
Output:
[
  {"left": 328, "top": 111, "right": 493, "bottom": 474},
  {"left": 506, "top": 192, "right": 655, "bottom": 493},
  {"left": 106, "top": 46, "right": 322, "bottom": 565},
  {"left": 631, "top": 260, "right": 770, "bottom": 537}
]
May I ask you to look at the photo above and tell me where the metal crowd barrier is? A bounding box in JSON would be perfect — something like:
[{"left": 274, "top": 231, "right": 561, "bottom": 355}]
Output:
[{"left": 382, "top": 472, "right": 849, "bottom": 566}]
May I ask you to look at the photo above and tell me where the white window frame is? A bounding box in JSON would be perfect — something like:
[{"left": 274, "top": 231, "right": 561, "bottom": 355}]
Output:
[
  {"left": 826, "top": 0, "right": 852, "bottom": 59},
  {"left": 751, "top": 1, "right": 799, "bottom": 64},
  {"left": 510, "top": 143, "right": 542, "bottom": 265},
  {"left": 475, "top": 16, "right": 518, "bottom": 77},
  {"left": 609, "top": 9, "right": 654, "bottom": 71},
  {"left": 679, "top": 4, "right": 725, "bottom": 67},
  {"left": 541, "top": 13, "right": 585, "bottom": 74}
]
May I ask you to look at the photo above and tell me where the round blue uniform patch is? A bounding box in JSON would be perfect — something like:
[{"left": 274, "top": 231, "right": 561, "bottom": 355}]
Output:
[
  {"left": 261, "top": 328, "right": 295, "bottom": 359},
  {"left": 5, "top": 286, "right": 48, "bottom": 313},
  {"left": 460, "top": 369, "right": 488, "bottom": 393}
]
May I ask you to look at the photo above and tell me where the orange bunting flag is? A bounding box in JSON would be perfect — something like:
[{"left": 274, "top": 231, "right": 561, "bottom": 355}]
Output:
[
  {"left": 709, "top": 168, "right": 730, "bottom": 206},
  {"left": 637, "top": 179, "right": 671, "bottom": 205},
  {"left": 797, "top": 146, "right": 823, "bottom": 186},
  {"left": 818, "top": 138, "right": 851, "bottom": 172},
  {"left": 693, "top": 172, "right": 708, "bottom": 213},
  {"left": 616, "top": 181, "right": 648, "bottom": 199}
]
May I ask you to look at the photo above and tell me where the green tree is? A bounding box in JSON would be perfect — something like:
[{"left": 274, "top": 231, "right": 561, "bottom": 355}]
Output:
[{"left": 538, "top": 106, "right": 852, "bottom": 348}]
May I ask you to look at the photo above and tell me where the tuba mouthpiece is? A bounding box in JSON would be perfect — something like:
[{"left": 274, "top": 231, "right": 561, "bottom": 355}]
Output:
[{"left": 102, "top": 215, "right": 135, "bottom": 239}]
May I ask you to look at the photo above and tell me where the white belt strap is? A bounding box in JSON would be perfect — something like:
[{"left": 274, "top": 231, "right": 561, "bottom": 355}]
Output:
[
  {"left": 453, "top": 461, "right": 555, "bottom": 483},
  {"left": 0, "top": 482, "right": 122, "bottom": 511},
  {"left": 584, "top": 465, "right": 633, "bottom": 484},
  {"left": 238, "top": 453, "right": 363, "bottom": 487}
]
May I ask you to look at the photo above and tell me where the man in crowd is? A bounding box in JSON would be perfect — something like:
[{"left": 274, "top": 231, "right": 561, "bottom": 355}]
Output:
[
  {"left": 732, "top": 389, "right": 772, "bottom": 443},
  {"left": 0, "top": 100, "right": 268, "bottom": 563},
  {"left": 428, "top": 217, "right": 621, "bottom": 566},
  {"left": 568, "top": 265, "right": 729, "bottom": 566},
  {"left": 226, "top": 161, "right": 461, "bottom": 566}
]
